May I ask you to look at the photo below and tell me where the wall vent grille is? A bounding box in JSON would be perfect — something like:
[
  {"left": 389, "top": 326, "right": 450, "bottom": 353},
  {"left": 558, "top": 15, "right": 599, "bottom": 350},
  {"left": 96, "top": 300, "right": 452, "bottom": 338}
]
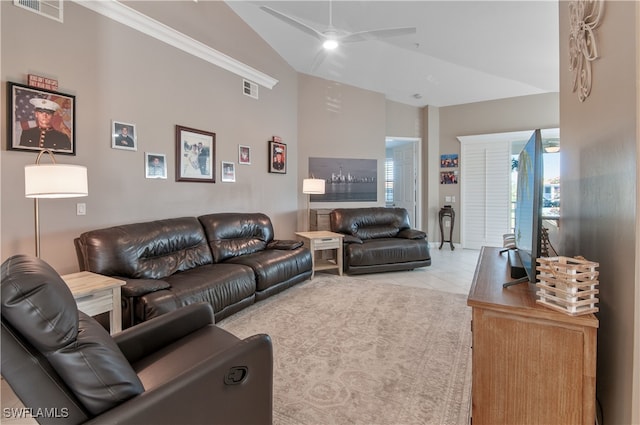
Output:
[
  {"left": 14, "top": 0, "right": 63, "bottom": 22},
  {"left": 243, "top": 79, "right": 258, "bottom": 99}
]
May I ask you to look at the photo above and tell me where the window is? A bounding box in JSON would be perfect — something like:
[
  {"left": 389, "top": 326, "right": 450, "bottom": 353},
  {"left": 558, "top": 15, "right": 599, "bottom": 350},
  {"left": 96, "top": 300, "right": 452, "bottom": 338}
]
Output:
[{"left": 385, "top": 158, "right": 394, "bottom": 206}]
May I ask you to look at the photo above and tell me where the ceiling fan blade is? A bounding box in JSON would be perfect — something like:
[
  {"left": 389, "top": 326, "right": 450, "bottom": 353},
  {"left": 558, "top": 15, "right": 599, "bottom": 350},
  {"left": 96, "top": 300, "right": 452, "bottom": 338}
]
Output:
[
  {"left": 341, "top": 27, "right": 416, "bottom": 43},
  {"left": 310, "top": 48, "right": 329, "bottom": 72},
  {"left": 260, "top": 6, "right": 324, "bottom": 41}
]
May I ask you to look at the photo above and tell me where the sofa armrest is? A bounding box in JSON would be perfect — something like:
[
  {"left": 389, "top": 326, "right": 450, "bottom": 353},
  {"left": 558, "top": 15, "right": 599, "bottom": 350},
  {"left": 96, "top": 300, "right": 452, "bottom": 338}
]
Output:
[
  {"left": 397, "top": 229, "right": 427, "bottom": 240},
  {"left": 114, "top": 303, "right": 214, "bottom": 363},
  {"left": 342, "top": 235, "right": 363, "bottom": 244},
  {"left": 85, "top": 333, "right": 273, "bottom": 425},
  {"left": 267, "top": 239, "right": 303, "bottom": 250},
  {"left": 120, "top": 278, "right": 170, "bottom": 298}
]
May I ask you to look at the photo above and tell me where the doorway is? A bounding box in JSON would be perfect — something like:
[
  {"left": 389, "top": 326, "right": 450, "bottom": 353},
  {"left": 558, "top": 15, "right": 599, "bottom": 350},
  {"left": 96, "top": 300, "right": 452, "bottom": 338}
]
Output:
[{"left": 385, "top": 137, "right": 421, "bottom": 229}]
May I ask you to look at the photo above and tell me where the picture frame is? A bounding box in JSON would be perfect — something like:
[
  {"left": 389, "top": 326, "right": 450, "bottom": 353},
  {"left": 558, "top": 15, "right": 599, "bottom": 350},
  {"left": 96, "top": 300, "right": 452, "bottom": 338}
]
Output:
[
  {"left": 238, "top": 145, "right": 251, "bottom": 165},
  {"left": 268, "top": 140, "right": 287, "bottom": 174},
  {"left": 175, "top": 125, "right": 215, "bottom": 183},
  {"left": 440, "top": 154, "right": 459, "bottom": 168},
  {"left": 112, "top": 120, "right": 137, "bottom": 151},
  {"left": 440, "top": 170, "right": 459, "bottom": 184},
  {"left": 145, "top": 152, "right": 167, "bottom": 179},
  {"left": 221, "top": 161, "right": 236, "bottom": 182},
  {"left": 7, "top": 81, "right": 76, "bottom": 155}
]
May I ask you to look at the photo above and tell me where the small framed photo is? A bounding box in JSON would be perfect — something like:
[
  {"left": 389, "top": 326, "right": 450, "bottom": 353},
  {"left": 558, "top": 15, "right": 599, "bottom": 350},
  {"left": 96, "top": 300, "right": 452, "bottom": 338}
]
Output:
[
  {"left": 440, "top": 170, "right": 459, "bottom": 184},
  {"left": 221, "top": 161, "right": 236, "bottom": 182},
  {"left": 112, "top": 120, "right": 137, "bottom": 151},
  {"left": 238, "top": 145, "right": 251, "bottom": 165},
  {"left": 175, "top": 125, "right": 215, "bottom": 183},
  {"left": 440, "top": 154, "right": 459, "bottom": 168},
  {"left": 269, "top": 140, "right": 286, "bottom": 174},
  {"left": 7, "top": 81, "right": 76, "bottom": 155},
  {"left": 145, "top": 153, "right": 167, "bottom": 179}
]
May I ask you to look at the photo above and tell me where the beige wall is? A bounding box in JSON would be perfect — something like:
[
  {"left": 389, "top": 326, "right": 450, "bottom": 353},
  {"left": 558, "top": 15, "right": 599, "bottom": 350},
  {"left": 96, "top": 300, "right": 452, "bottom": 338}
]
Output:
[
  {"left": 1, "top": 1, "right": 299, "bottom": 274},
  {"left": 438, "top": 93, "right": 560, "bottom": 243},
  {"left": 296, "top": 73, "right": 387, "bottom": 229},
  {"left": 559, "top": 1, "right": 638, "bottom": 423}
]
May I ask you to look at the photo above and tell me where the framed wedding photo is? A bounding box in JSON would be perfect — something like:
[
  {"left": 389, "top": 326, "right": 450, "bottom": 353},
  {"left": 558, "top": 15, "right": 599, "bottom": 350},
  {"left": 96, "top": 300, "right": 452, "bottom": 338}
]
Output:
[
  {"left": 112, "top": 120, "right": 137, "bottom": 151},
  {"left": 269, "top": 140, "right": 286, "bottom": 174},
  {"left": 175, "top": 125, "right": 215, "bottom": 183},
  {"left": 238, "top": 145, "right": 251, "bottom": 165},
  {"left": 145, "top": 152, "right": 167, "bottom": 179},
  {"left": 221, "top": 161, "right": 236, "bottom": 182},
  {"left": 8, "top": 81, "right": 76, "bottom": 155}
]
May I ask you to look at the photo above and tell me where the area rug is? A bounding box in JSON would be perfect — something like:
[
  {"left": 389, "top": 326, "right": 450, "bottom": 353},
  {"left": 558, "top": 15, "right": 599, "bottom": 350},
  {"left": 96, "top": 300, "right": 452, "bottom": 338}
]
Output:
[{"left": 218, "top": 274, "right": 472, "bottom": 425}]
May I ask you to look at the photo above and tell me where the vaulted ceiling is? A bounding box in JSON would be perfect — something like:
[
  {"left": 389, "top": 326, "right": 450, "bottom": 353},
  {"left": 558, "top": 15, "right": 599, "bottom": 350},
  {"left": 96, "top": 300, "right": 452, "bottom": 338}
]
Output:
[{"left": 227, "top": 1, "right": 560, "bottom": 107}]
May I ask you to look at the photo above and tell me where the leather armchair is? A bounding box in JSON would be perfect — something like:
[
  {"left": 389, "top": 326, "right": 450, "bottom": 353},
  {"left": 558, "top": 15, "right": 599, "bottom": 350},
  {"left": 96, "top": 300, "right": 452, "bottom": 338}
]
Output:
[{"left": 1, "top": 254, "right": 273, "bottom": 425}]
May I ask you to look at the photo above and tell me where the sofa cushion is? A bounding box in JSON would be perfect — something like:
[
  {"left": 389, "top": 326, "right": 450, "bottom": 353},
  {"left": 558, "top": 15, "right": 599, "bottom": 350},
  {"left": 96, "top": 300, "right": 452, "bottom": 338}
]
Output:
[
  {"left": 330, "top": 207, "right": 411, "bottom": 240},
  {"left": 139, "top": 264, "right": 256, "bottom": 321},
  {"left": 345, "top": 238, "right": 431, "bottom": 267},
  {"left": 77, "top": 217, "right": 213, "bottom": 279},
  {"left": 199, "top": 213, "right": 274, "bottom": 262},
  {"left": 226, "top": 249, "right": 312, "bottom": 292},
  {"left": 1, "top": 255, "right": 144, "bottom": 415}
]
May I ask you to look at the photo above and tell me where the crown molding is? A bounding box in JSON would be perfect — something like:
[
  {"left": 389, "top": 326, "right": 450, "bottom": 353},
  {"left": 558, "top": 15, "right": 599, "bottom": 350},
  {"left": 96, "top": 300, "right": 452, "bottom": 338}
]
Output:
[{"left": 72, "top": 0, "right": 278, "bottom": 90}]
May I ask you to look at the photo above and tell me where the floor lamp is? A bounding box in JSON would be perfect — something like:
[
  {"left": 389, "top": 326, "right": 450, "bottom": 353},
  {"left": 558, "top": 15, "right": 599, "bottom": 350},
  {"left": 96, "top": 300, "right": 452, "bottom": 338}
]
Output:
[
  {"left": 302, "top": 178, "right": 325, "bottom": 231},
  {"left": 24, "top": 149, "right": 88, "bottom": 258}
]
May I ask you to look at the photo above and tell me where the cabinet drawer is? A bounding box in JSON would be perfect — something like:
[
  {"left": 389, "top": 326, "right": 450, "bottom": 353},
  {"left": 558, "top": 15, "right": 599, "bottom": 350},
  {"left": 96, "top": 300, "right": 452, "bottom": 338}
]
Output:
[
  {"left": 314, "top": 238, "right": 340, "bottom": 250},
  {"left": 75, "top": 290, "right": 113, "bottom": 317}
]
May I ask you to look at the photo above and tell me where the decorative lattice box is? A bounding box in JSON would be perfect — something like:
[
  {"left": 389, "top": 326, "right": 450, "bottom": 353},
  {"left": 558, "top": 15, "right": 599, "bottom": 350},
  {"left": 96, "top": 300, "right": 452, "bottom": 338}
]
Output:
[{"left": 535, "top": 256, "right": 599, "bottom": 316}]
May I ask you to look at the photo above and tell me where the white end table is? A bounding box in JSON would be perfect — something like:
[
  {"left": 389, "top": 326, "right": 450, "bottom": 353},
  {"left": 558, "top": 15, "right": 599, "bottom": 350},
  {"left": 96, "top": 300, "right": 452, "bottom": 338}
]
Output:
[
  {"left": 295, "top": 231, "right": 344, "bottom": 279},
  {"left": 61, "top": 272, "right": 125, "bottom": 334}
]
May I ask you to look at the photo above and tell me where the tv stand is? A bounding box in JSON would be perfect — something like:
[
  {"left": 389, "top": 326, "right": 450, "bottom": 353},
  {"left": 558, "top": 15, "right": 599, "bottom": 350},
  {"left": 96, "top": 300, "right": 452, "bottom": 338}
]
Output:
[{"left": 467, "top": 247, "right": 598, "bottom": 424}]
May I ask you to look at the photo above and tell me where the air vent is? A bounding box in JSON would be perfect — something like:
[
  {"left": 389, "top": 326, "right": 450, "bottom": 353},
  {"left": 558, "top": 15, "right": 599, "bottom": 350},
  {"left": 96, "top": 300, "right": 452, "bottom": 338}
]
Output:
[
  {"left": 14, "top": 0, "right": 63, "bottom": 22},
  {"left": 243, "top": 79, "right": 258, "bottom": 99}
]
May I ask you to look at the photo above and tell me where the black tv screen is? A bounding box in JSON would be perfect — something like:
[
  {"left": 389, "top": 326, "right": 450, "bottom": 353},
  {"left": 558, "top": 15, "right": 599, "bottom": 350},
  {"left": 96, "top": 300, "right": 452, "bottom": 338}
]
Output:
[{"left": 514, "top": 129, "right": 544, "bottom": 283}]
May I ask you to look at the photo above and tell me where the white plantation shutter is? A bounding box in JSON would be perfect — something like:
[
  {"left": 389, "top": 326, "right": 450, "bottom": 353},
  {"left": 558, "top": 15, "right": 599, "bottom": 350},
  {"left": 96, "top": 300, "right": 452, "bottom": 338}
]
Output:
[{"left": 460, "top": 138, "right": 511, "bottom": 249}]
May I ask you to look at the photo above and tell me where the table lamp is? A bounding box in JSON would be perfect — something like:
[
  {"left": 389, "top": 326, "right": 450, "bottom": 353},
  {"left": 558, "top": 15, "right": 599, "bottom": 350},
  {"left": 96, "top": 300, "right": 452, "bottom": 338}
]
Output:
[
  {"left": 302, "top": 178, "right": 325, "bottom": 231},
  {"left": 24, "top": 149, "right": 88, "bottom": 257}
]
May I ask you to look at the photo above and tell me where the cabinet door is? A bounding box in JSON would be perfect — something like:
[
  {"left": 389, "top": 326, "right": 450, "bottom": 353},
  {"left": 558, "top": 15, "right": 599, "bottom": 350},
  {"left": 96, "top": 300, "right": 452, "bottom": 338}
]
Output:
[{"left": 472, "top": 308, "right": 586, "bottom": 424}]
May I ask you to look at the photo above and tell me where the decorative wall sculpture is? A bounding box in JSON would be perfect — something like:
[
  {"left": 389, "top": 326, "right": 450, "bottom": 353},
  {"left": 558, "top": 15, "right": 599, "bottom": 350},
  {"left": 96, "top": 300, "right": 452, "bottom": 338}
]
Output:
[{"left": 568, "top": 0, "right": 604, "bottom": 102}]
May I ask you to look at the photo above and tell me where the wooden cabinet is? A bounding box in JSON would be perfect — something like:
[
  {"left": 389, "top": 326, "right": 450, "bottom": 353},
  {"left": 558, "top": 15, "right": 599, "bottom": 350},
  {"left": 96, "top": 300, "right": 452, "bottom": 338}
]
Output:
[
  {"left": 309, "top": 208, "right": 333, "bottom": 231},
  {"left": 467, "top": 247, "right": 598, "bottom": 425}
]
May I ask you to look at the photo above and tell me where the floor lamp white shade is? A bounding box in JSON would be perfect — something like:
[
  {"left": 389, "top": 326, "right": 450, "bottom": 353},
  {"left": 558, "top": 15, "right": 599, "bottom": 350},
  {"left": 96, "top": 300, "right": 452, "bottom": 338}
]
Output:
[
  {"left": 302, "top": 178, "right": 325, "bottom": 231},
  {"left": 25, "top": 164, "right": 88, "bottom": 198},
  {"left": 25, "top": 151, "right": 88, "bottom": 257}
]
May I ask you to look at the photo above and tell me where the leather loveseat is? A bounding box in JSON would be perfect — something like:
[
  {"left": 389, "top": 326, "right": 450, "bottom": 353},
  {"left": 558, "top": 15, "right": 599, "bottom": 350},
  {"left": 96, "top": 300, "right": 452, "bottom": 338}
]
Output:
[
  {"left": 330, "top": 207, "right": 431, "bottom": 274},
  {"left": 75, "top": 212, "right": 312, "bottom": 327},
  {"left": 1, "top": 254, "right": 273, "bottom": 425}
]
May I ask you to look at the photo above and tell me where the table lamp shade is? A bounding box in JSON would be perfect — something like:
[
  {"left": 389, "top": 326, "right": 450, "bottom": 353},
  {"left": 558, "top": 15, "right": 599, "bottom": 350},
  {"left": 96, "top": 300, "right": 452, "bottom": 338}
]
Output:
[
  {"left": 302, "top": 178, "right": 325, "bottom": 195},
  {"left": 25, "top": 164, "right": 88, "bottom": 198}
]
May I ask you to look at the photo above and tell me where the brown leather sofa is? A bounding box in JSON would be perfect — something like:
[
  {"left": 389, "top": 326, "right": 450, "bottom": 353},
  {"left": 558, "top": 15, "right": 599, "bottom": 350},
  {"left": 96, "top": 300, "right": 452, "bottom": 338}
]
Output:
[
  {"left": 75, "top": 212, "right": 312, "bottom": 327},
  {"left": 330, "top": 207, "right": 431, "bottom": 274},
  {"left": 1, "top": 254, "right": 273, "bottom": 425}
]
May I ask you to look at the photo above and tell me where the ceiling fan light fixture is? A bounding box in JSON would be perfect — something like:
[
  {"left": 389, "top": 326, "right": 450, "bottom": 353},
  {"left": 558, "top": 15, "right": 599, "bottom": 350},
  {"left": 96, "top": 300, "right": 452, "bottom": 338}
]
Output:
[{"left": 323, "top": 39, "right": 339, "bottom": 50}]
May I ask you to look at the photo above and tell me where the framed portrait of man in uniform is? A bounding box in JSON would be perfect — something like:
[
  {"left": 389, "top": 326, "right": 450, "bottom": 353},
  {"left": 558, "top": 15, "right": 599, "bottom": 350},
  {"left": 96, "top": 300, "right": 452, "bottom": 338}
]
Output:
[
  {"left": 7, "top": 82, "right": 76, "bottom": 155},
  {"left": 269, "top": 139, "right": 287, "bottom": 174}
]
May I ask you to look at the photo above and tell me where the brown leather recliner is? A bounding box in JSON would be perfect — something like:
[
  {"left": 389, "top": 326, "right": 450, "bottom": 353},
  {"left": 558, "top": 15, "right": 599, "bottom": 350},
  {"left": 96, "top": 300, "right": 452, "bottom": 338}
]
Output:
[
  {"left": 330, "top": 207, "right": 431, "bottom": 274},
  {"left": 1, "top": 254, "right": 273, "bottom": 425}
]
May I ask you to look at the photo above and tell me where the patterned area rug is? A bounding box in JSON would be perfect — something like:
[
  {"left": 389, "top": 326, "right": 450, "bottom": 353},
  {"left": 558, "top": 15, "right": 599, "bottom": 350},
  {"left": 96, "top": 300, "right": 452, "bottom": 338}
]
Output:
[{"left": 218, "top": 274, "right": 472, "bottom": 425}]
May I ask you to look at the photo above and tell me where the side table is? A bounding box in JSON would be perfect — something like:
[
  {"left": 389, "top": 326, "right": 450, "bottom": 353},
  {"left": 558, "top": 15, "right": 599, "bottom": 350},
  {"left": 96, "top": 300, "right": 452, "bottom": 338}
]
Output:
[
  {"left": 439, "top": 206, "right": 455, "bottom": 250},
  {"left": 295, "top": 231, "right": 344, "bottom": 279},
  {"left": 61, "top": 271, "right": 125, "bottom": 334}
]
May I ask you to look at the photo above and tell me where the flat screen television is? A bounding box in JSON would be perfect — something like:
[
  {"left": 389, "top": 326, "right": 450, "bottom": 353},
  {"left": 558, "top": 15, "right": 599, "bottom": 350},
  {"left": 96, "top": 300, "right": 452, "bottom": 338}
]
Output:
[{"left": 505, "top": 129, "right": 544, "bottom": 287}]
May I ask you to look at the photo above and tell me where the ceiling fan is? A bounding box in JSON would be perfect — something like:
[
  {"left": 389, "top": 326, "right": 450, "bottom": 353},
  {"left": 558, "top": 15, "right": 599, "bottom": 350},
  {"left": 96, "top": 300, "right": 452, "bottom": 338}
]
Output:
[{"left": 260, "top": 2, "right": 417, "bottom": 51}]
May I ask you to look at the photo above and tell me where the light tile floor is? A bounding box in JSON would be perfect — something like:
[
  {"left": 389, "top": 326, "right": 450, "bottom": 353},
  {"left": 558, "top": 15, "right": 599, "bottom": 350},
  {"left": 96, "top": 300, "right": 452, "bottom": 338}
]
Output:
[{"left": 0, "top": 246, "right": 480, "bottom": 424}]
